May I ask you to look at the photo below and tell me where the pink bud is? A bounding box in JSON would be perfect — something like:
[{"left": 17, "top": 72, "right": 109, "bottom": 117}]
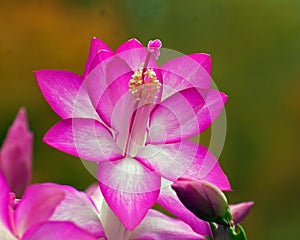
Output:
[
  {"left": 0, "top": 108, "right": 33, "bottom": 196},
  {"left": 230, "top": 201, "right": 254, "bottom": 224},
  {"left": 172, "top": 178, "right": 231, "bottom": 225},
  {"left": 147, "top": 39, "right": 162, "bottom": 59}
]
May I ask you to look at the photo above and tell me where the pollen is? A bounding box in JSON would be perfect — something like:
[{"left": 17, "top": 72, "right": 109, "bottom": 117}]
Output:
[{"left": 128, "top": 67, "right": 161, "bottom": 104}]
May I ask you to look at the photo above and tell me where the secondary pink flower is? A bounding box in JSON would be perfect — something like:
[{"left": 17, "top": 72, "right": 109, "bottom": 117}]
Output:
[
  {"left": 0, "top": 173, "right": 104, "bottom": 240},
  {"left": 35, "top": 38, "right": 230, "bottom": 234},
  {"left": 87, "top": 184, "right": 206, "bottom": 240},
  {"left": 0, "top": 108, "right": 33, "bottom": 196}
]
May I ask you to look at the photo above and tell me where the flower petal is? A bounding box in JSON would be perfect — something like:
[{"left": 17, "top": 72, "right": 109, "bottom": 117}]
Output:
[
  {"left": 0, "top": 108, "right": 33, "bottom": 196},
  {"left": 0, "top": 173, "right": 13, "bottom": 233},
  {"left": 116, "top": 38, "right": 149, "bottom": 71},
  {"left": 35, "top": 70, "right": 97, "bottom": 119},
  {"left": 131, "top": 209, "right": 205, "bottom": 240},
  {"left": 43, "top": 118, "right": 123, "bottom": 162},
  {"left": 14, "top": 184, "right": 65, "bottom": 237},
  {"left": 98, "top": 158, "right": 160, "bottom": 230},
  {"left": 22, "top": 222, "right": 97, "bottom": 240},
  {"left": 86, "top": 54, "right": 133, "bottom": 124},
  {"left": 83, "top": 37, "right": 112, "bottom": 77},
  {"left": 49, "top": 185, "right": 105, "bottom": 238},
  {"left": 157, "top": 179, "right": 212, "bottom": 237},
  {"left": 230, "top": 201, "right": 254, "bottom": 224},
  {"left": 148, "top": 88, "right": 227, "bottom": 144},
  {"left": 161, "top": 54, "right": 211, "bottom": 100}
]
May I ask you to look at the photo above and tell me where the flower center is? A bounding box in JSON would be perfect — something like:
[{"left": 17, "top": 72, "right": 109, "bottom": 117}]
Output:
[{"left": 121, "top": 40, "right": 162, "bottom": 157}]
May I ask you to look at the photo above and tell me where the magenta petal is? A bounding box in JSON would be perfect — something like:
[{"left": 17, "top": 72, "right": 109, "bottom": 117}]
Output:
[
  {"left": 230, "top": 202, "right": 254, "bottom": 224},
  {"left": 161, "top": 54, "right": 211, "bottom": 100},
  {"left": 131, "top": 209, "right": 205, "bottom": 240},
  {"left": 14, "top": 184, "right": 65, "bottom": 237},
  {"left": 43, "top": 118, "right": 123, "bottom": 162},
  {"left": 86, "top": 54, "right": 132, "bottom": 120},
  {"left": 181, "top": 144, "right": 231, "bottom": 191},
  {"left": 36, "top": 70, "right": 98, "bottom": 119},
  {"left": 0, "top": 173, "right": 12, "bottom": 233},
  {"left": 157, "top": 180, "right": 212, "bottom": 237},
  {"left": 83, "top": 37, "right": 112, "bottom": 77},
  {"left": 0, "top": 108, "right": 33, "bottom": 196},
  {"left": 135, "top": 141, "right": 199, "bottom": 181},
  {"left": 98, "top": 158, "right": 160, "bottom": 230},
  {"left": 22, "top": 222, "right": 97, "bottom": 240},
  {"left": 116, "top": 38, "right": 158, "bottom": 72},
  {"left": 149, "top": 88, "right": 227, "bottom": 144},
  {"left": 49, "top": 185, "right": 105, "bottom": 238}
]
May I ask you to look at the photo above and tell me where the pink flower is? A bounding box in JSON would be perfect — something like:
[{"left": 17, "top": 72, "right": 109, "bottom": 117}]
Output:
[
  {"left": 0, "top": 173, "right": 104, "bottom": 240},
  {"left": 35, "top": 38, "right": 230, "bottom": 234},
  {"left": 0, "top": 108, "right": 33, "bottom": 196},
  {"left": 87, "top": 184, "right": 207, "bottom": 240}
]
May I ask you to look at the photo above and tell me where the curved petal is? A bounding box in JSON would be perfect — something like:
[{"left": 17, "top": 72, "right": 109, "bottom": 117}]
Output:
[
  {"left": 0, "top": 108, "right": 33, "bottom": 196},
  {"left": 131, "top": 209, "right": 205, "bottom": 240},
  {"left": 22, "top": 222, "right": 97, "bottom": 240},
  {"left": 14, "top": 184, "right": 65, "bottom": 237},
  {"left": 49, "top": 185, "right": 105, "bottom": 238},
  {"left": 35, "top": 70, "right": 97, "bottom": 119},
  {"left": 148, "top": 88, "right": 227, "bottom": 144},
  {"left": 136, "top": 141, "right": 230, "bottom": 189},
  {"left": 83, "top": 37, "right": 112, "bottom": 77},
  {"left": 43, "top": 118, "right": 123, "bottom": 162},
  {"left": 157, "top": 179, "right": 212, "bottom": 237},
  {"left": 230, "top": 202, "right": 254, "bottom": 224},
  {"left": 181, "top": 144, "right": 231, "bottom": 191},
  {"left": 98, "top": 158, "right": 160, "bottom": 230},
  {"left": 0, "top": 173, "right": 13, "bottom": 233},
  {"left": 115, "top": 38, "right": 156, "bottom": 71},
  {"left": 160, "top": 54, "right": 211, "bottom": 100},
  {"left": 86, "top": 54, "right": 133, "bottom": 121}
]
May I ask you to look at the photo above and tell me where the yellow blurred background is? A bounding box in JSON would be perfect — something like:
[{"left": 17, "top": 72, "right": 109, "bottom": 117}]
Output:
[{"left": 1, "top": 1, "right": 299, "bottom": 239}]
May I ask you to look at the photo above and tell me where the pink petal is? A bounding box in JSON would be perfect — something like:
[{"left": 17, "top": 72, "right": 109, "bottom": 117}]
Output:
[
  {"left": 135, "top": 141, "right": 200, "bottom": 181},
  {"left": 115, "top": 38, "right": 159, "bottom": 72},
  {"left": 0, "top": 108, "right": 33, "bottom": 196},
  {"left": 22, "top": 222, "right": 97, "bottom": 240},
  {"left": 131, "top": 209, "right": 205, "bottom": 240},
  {"left": 35, "top": 70, "right": 97, "bottom": 119},
  {"left": 83, "top": 37, "right": 112, "bottom": 77},
  {"left": 160, "top": 54, "right": 212, "bottom": 100},
  {"left": 49, "top": 185, "right": 105, "bottom": 238},
  {"left": 230, "top": 201, "right": 254, "bottom": 224},
  {"left": 98, "top": 158, "right": 160, "bottom": 230},
  {"left": 14, "top": 184, "right": 65, "bottom": 237},
  {"left": 43, "top": 118, "right": 123, "bottom": 162},
  {"left": 181, "top": 144, "right": 231, "bottom": 191},
  {"left": 157, "top": 179, "right": 212, "bottom": 237},
  {"left": 86, "top": 54, "right": 133, "bottom": 123},
  {"left": 0, "top": 173, "right": 13, "bottom": 233},
  {"left": 148, "top": 88, "right": 227, "bottom": 144}
]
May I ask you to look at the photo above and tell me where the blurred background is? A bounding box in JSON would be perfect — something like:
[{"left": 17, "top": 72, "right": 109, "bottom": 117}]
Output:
[{"left": 0, "top": 0, "right": 299, "bottom": 239}]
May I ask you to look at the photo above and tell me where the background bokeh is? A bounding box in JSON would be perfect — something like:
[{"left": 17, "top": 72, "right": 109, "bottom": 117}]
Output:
[{"left": 1, "top": 0, "right": 299, "bottom": 239}]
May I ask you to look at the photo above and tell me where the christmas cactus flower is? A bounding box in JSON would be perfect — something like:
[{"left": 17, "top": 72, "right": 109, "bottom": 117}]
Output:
[
  {"left": 0, "top": 108, "right": 33, "bottom": 196},
  {"left": 0, "top": 173, "right": 104, "bottom": 240},
  {"left": 35, "top": 38, "right": 230, "bottom": 234},
  {"left": 86, "top": 184, "right": 206, "bottom": 240}
]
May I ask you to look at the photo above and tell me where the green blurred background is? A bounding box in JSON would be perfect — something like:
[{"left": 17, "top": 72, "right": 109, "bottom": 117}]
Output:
[{"left": 1, "top": 0, "right": 299, "bottom": 239}]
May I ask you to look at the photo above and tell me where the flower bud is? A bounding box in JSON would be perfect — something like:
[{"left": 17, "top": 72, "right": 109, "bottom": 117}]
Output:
[
  {"left": 230, "top": 201, "right": 254, "bottom": 224},
  {"left": 172, "top": 178, "right": 232, "bottom": 225},
  {"left": 0, "top": 108, "right": 33, "bottom": 196}
]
